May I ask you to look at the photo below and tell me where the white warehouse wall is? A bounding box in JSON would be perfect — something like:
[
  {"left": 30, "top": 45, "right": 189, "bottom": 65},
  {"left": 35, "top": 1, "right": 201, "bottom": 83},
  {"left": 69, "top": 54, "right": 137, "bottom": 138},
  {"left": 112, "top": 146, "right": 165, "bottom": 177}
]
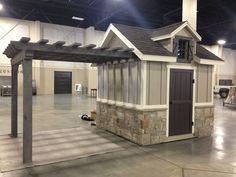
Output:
[
  {"left": 0, "top": 17, "right": 105, "bottom": 95},
  {"left": 220, "top": 48, "right": 236, "bottom": 84},
  {"left": 203, "top": 45, "right": 236, "bottom": 85}
]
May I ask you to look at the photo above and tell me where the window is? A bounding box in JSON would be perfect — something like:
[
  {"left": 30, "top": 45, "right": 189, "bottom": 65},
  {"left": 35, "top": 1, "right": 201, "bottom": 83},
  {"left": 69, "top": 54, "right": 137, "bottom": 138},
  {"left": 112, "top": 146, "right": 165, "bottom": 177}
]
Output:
[
  {"left": 178, "top": 39, "right": 190, "bottom": 60},
  {"left": 173, "top": 37, "right": 194, "bottom": 63}
]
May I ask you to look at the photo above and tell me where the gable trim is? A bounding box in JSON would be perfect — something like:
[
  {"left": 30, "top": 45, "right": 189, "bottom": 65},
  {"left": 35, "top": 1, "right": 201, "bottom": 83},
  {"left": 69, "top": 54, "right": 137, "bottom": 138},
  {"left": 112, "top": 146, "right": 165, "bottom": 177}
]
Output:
[
  {"left": 100, "top": 24, "right": 144, "bottom": 59},
  {"left": 151, "top": 22, "right": 202, "bottom": 42}
]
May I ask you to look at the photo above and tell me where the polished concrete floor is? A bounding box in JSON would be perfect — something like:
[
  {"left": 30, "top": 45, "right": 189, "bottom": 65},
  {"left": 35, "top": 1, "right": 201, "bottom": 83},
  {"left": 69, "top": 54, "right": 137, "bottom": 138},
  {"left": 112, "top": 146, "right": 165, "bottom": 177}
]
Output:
[
  {"left": 0, "top": 95, "right": 96, "bottom": 135},
  {"left": 0, "top": 95, "right": 236, "bottom": 177}
]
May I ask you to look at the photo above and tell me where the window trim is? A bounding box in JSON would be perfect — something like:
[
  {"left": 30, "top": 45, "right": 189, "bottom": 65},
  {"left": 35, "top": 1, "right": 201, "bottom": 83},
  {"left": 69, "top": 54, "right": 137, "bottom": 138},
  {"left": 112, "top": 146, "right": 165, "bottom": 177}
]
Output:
[{"left": 173, "top": 36, "right": 194, "bottom": 63}]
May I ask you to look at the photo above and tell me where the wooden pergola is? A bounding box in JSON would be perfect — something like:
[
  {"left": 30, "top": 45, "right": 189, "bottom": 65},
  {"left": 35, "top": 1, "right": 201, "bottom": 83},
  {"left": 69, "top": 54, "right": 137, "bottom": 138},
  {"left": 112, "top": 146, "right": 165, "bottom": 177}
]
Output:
[{"left": 3, "top": 37, "right": 134, "bottom": 164}]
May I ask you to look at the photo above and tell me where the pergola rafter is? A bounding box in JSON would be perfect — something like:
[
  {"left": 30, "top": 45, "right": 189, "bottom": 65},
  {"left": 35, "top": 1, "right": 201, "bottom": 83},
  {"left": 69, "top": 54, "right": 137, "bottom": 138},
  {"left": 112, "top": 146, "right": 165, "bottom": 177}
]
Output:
[{"left": 3, "top": 37, "right": 136, "bottom": 164}]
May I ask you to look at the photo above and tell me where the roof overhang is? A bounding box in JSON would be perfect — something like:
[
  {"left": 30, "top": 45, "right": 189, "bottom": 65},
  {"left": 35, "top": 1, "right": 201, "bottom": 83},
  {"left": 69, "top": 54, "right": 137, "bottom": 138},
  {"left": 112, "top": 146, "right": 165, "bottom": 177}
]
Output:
[
  {"left": 151, "top": 22, "right": 202, "bottom": 42},
  {"left": 101, "top": 24, "right": 176, "bottom": 62},
  {"left": 194, "top": 57, "right": 224, "bottom": 65}
]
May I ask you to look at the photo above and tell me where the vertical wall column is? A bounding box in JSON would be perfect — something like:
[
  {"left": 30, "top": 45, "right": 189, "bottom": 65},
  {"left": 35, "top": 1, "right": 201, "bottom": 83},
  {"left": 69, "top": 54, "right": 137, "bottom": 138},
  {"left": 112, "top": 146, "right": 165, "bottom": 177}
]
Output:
[
  {"left": 11, "top": 64, "right": 19, "bottom": 138},
  {"left": 22, "top": 58, "right": 33, "bottom": 164}
]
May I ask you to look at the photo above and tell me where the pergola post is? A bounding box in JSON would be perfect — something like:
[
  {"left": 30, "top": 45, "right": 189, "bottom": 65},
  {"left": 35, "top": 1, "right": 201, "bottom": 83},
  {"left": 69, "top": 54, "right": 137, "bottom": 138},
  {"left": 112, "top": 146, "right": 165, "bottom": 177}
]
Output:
[
  {"left": 22, "top": 58, "right": 33, "bottom": 164},
  {"left": 11, "top": 64, "right": 19, "bottom": 138}
]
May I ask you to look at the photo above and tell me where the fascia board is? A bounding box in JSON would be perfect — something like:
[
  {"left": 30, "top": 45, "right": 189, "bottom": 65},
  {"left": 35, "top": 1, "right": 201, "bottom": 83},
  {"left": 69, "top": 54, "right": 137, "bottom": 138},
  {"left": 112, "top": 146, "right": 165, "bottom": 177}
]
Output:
[
  {"left": 152, "top": 22, "right": 202, "bottom": 42},
  {"left": 194, "top": 57, "right": 224, "bottom": 65},
  {"left": 171, "top": 22, "right": 202, "bottom": 41},
  {"left": 151, "top": 34, "right": 172, "bottom": 41},
  {"left": 142, "top": 55, "right": 177, "bottom": 63}
]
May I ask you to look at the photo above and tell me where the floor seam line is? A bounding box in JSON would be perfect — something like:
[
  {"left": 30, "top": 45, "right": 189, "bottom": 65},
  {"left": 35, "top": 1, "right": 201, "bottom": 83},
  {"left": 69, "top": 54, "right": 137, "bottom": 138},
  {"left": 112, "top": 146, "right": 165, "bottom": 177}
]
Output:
[
  {"left": 137, "top": 147, "right": 183, "bottom": 169},
  {"left": 183, "top": 167, "right": 236, "bottom": 175}
]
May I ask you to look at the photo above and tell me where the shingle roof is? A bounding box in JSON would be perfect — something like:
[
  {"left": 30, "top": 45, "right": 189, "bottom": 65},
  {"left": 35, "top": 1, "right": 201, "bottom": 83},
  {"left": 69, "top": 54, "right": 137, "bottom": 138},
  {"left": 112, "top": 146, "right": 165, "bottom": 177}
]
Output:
[
  {"left": 151, "top": 21, "right": 186, "bottom": 38},
  {"left": 112, "top": 23, "right": 174, "bottom": 57},
  {"left": 112, "top": 23, "right": 223, "bottom": 61},
  {"left": 196, "top": 44, "right": 223, "bottom": 61}
]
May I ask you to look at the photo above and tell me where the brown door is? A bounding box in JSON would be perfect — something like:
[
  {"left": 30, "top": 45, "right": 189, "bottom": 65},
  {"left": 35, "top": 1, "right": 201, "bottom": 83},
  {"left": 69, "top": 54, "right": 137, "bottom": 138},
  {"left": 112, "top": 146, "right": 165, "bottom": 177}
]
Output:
[
  {"left": 169, "top": 69, "right": 193, "bottom": 136},
  {"left": 54, "top": 71, "right": 72, "bottom": 94}
]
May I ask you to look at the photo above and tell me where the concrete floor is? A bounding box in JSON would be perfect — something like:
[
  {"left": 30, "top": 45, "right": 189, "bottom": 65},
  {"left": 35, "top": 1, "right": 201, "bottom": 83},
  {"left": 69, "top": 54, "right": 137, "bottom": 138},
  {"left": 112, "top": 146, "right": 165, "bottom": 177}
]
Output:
[
  {"left": 0, "top": 95, "right": 96, "bottom": 135},
  {"left": 0, "top": 95, "right": 236, "bottom": 177}
]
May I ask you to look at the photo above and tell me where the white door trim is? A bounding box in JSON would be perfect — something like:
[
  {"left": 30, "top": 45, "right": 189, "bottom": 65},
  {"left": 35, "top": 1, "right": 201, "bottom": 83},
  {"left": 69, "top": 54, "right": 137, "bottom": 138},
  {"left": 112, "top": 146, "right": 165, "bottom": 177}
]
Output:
[{"left": 166, "top": 64, "right": 197, "bottom": 137}]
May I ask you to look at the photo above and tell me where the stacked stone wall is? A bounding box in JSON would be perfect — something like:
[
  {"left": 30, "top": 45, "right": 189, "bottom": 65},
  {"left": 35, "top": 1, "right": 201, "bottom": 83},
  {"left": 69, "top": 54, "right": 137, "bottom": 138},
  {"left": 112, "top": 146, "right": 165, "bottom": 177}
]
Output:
[
  {"left": 194, "top": 106, "right": 214, "bottom": 137},
  {"left": 97, "top": 103, "right": 214, "bottom": 145},
  {"left": 97, "top": 103, "right": 167, "bottom": 145}
]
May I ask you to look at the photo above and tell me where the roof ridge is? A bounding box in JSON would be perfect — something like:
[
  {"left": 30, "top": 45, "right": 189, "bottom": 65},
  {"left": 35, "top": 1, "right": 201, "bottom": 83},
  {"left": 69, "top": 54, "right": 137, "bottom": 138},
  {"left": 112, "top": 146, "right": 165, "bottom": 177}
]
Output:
[
  {"left": 111, "top": 23, "right": 155, "bottom": 30},
  {"left": 154, "top": 21, "right": 186, "bottom": 31}
]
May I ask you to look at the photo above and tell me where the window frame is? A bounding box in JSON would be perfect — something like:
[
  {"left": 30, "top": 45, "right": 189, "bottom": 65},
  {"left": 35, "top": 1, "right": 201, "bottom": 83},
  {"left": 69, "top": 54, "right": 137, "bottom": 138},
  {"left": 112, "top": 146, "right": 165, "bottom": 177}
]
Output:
[{"left": 173, "top": 36, "right": 194, "bottom": 63}]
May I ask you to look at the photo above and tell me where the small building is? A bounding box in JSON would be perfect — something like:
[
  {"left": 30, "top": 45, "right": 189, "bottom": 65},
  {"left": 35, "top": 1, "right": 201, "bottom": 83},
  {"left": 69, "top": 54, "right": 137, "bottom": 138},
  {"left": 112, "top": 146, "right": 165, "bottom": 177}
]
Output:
[{"left": 96, "top": 20, "right": 223, "bottom": 145}]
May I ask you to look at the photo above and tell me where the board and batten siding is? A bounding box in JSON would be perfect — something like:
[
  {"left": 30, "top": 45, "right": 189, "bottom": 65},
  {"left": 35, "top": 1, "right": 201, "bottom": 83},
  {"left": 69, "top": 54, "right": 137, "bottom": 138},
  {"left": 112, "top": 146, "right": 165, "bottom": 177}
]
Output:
[
  {"left": 196, "top": 65, "right": 213, "bottom": 103},
  {"left": 97, "top": 65, "right": 104, "bottom": 99},
  {"left": 115, "top": 63, "right": 122, "bottom": 102},
  {"left": 146, "top": 62, "right": 167, "bottom": 105},
  {"left": 108, "top": 64, "right": 115, "bottom": 100},
  {"left": 98, "top": 61, "right": 141, "bottom": 105}
]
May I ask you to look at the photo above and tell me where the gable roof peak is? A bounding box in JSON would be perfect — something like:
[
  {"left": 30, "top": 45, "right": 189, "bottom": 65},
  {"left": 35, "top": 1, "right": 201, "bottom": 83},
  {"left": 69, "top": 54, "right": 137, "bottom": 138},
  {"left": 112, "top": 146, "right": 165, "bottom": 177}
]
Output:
[{"left": 151, "top": 21, "right": 201, "bottom": 41}]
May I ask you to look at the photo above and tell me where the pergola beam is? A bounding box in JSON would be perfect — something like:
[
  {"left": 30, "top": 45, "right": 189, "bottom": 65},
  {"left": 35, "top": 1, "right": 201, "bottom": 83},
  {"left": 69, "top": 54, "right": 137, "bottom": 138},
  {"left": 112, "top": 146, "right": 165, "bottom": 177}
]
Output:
[{"left": 4, "top": 41, "right": 134, "bottom": 61}]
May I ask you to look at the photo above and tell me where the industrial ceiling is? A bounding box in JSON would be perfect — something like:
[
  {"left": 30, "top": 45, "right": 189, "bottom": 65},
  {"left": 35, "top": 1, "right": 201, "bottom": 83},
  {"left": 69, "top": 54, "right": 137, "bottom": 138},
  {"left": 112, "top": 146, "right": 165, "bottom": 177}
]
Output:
[{"left": 0, "top": 0, "right": 236, "bottom": 48}]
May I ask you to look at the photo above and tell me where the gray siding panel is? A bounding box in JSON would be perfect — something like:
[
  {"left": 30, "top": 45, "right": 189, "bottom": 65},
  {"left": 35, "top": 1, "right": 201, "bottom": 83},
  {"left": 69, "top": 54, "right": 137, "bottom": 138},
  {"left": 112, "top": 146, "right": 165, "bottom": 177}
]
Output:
[
  {"left": 122, "top": 63, "right": 129, "bottom": 103},
  {"left": 103, "top": 65, "right": 108, "bottom": 99},
  {"left": 161, "top": 63, "right": 167, "bottom": 104},
  {"left": 101, "top": 61, "right": 141, "bottom": 105},
  {"left": 97, "top": 65, "right": 104, "bottom": 99},
  {"left": 146, "top": 62, "right": 167, "bottom": 105},
  {"left": 196, "top": 65, "right": 213, "bottom": 103},
  {"left": 128, "top": 62, "right": 139, "bottom": 104},
  {"left": 115, "top": 63, "right": 122, "bottom": 102},
  {"left": 108, "top": 64, "right": 115, "bottom": 100},
  {"left": 137, "top": 62, "right": 141, "bottom": 104}
]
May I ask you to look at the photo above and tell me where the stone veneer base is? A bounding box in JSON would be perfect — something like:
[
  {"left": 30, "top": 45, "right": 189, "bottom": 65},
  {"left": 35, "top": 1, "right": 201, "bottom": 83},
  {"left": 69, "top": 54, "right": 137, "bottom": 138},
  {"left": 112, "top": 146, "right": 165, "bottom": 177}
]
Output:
[{"left": 96, "top": 102, "right": 214, "bottom": 145}]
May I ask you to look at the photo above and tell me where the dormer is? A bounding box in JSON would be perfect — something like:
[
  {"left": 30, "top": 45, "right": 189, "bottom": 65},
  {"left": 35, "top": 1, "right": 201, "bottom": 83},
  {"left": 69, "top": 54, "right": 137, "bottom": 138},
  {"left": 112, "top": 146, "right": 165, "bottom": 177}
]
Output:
[{"left": 151, "top": 21, "right": 202, "bottom": 63}]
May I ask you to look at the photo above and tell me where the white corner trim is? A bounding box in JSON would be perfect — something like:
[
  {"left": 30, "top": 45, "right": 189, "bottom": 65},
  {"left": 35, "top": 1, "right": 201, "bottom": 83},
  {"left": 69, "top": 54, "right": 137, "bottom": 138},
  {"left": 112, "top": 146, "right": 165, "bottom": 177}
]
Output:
[
  {"left": 141, "top": 61, "right": 147, "bottom": 106},
  {"left": 142, "top": 55, "right": 177, "bottom": 63},
  {"left": 194, "top": 58, "right": 224, "bottom": 65},
  {"left": 152, "top": 22, "right": 202, "bottom": 42}
]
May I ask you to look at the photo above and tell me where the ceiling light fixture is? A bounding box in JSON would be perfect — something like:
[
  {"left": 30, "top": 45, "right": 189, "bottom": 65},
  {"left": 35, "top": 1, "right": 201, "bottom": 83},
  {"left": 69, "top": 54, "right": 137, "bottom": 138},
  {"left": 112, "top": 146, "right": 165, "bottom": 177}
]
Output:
[
  {"left": 72, "top": 16, "right": 85, "bottom": 21},
  {"left": 0, "top": 3, "right": 3, "bottom": 10},
  {"left": 217, "top": 39, "right": 226, "bottom": 45}
]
